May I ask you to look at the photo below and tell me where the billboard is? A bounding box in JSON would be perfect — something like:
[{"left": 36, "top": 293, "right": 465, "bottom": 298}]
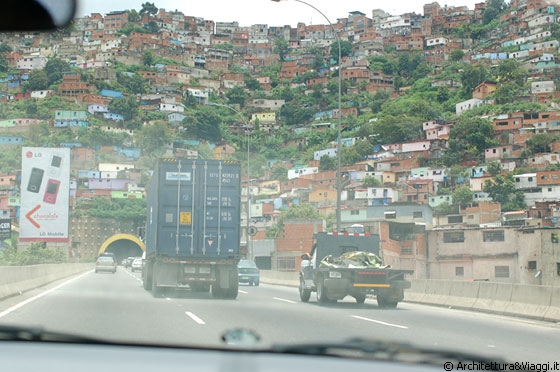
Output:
[{"left": 20, "top": 147, "right": 70, "bottom": 242}]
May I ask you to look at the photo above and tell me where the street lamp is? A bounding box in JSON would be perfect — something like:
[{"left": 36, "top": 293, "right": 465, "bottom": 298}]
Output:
[
  {"left": 207, "top": 102, "right": 252, "bottom": 258},
  {"left": 271, "top": 0, "right": 342, "bottom": 232}
]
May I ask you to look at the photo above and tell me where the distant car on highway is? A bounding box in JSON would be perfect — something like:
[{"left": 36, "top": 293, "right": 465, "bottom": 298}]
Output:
[
  {"left": 95, "top": 256, "right": 116, "bottom": 274},
  {"left": 131, "top": 258, "right": 143, "bottom": 272},
  {"left": 238, "top": 259, "right": 259, "bottom": 286},
  {"left": 99, "top": 252, "right": 117, "bottom": 264},
  {"left": 125, "top": 257, "right": 135, "bottom": 268}
]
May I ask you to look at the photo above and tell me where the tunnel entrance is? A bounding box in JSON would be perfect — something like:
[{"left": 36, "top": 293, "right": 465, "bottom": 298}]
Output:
[{"left": 98, "top": 234, "right": 145, "bottom": 264}]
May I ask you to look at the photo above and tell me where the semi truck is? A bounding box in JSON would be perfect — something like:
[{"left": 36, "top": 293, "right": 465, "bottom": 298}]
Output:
[
  {"left": 299, "top": 230, "right": 414, "bottom": 308},
  {"left": 143, "top": 158, "right": 242, "bottom": 299}
]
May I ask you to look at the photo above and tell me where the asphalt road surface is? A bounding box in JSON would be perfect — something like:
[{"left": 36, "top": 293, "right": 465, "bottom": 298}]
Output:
[{"left": 0, "top": 267, "right": 558, "bottom": 364}]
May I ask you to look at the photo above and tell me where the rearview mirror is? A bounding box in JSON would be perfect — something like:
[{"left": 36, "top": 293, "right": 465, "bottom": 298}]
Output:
[{"left": 0, "top": 0, "right": 76, "bottom": 31}]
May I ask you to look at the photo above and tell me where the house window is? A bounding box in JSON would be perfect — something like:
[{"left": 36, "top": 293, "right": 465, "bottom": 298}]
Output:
[
  {"left": 527, "top": 261, "right": 537, "bottom": 270},
  {"left": 413, "top": 211, "right": 423, "bottom": 218},
  {"left": 276, "top": 257, "right": 296, "bottom": 272},
  {"left": 495, "top": 266, "right": 510, "bottom": 278},
  {"left": 448, "top": 215, "right": 463, "bottom": 224},
  {"left": 483, "top": 230, "right": 505, "bottom": 242},
  {"left": 443, "top": 231, "right": 464, "bottom": 243},
  {"left": 455, "top": 266, "right": 464, "bottom": 276},
  {"left": 350, "top": 210, "right": 359, "bottom": 215},
  {"left": 400, "top": 247, "right": 413, "bottom": 255},
  {"left": 557, "top": 263, "right": 560, "bottom": 276},
  {"left": 384, "top": 211, "right": 397, "bottom": 219}
]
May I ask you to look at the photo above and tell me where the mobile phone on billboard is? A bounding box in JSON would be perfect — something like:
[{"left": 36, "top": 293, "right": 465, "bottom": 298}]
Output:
[
  {"left": 27, "top": 167, "right": 44, "bottom": 193},
  {"left": 43, "top": 179, "right": 60, "bottom": 204},
  {"left": 49, "top": 154, "right": 62, "bottom": 176},
  {"left": 51, "top": 155, "right": 62, "bottom": 168}
]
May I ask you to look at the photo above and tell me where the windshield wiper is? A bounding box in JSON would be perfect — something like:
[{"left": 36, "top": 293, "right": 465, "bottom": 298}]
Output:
[
  {"left": 0, "top": 325, "right": 100, "bottom": 343},
  {"left": 270, "top": 337, "right": 507, "bottom": 368}
]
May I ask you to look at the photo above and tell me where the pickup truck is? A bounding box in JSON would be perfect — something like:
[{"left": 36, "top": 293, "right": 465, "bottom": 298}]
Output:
[{"left": 299, "top": 231, "right": 413, "bottom": 308}]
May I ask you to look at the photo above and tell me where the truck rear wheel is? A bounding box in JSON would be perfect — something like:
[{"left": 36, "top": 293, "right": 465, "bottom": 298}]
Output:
[
  {"left": 317, "top": 277, "right": 332, "bottom": 304},
  {"left": 299, "top": 278, "right": 311, "bottom": 303},
  {"left": 223, "top": 269, "right": 238, "bottom": 299},
  {"left": 377, "top": 296, "right": 398, "bottom": 308},
  {"left": 151, "top": 263, "right": 162, "bottom": 298},
  {"left": 143, "top": 262, "right": 152, "bottom": 290},
  {"left": 354, "top": 293, "right": 366, "bottom": 304},
  {"left": 212, "top": 267, "right": 238, "bottom": 299}
]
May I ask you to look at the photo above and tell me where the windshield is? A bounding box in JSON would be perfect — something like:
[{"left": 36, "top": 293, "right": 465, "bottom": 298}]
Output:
[{"left": 0, "top": 0, "right": 559, "bottom": 367}]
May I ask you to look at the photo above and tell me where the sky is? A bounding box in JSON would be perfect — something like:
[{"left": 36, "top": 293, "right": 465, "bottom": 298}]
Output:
[{"left": 75, "top": 0, "right": 482, "bottom": 28}]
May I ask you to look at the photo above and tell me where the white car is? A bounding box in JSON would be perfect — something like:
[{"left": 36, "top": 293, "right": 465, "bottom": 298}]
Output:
[{"left": 131, "top": 258, "right": 143, "bottom": 273}]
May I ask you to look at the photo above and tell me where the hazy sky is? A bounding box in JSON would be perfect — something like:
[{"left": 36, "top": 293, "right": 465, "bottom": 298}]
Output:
[{"left": 76, "top": 0, "right": 482, "bottom": 27}]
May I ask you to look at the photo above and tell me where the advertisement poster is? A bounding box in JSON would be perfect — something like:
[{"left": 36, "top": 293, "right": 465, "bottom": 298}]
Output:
[{"left": 20, "top": 147, "right": 70, "bottom": 242}]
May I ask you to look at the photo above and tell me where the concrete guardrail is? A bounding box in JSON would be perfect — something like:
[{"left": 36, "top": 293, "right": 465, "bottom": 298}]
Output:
[
  {"left": 0, "top": 263, "right": 93, "bottom": 301},
  {"left": 259, "top": 271, "right": 560, "bottom": 322}
]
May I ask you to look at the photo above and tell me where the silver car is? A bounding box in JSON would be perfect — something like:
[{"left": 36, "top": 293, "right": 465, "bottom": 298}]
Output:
[
  {"left": 131, "top": 258, "right": 143, "bottom": 273},
  {"left": 95, "top": 256, "right": 117, "bottom": 274}
]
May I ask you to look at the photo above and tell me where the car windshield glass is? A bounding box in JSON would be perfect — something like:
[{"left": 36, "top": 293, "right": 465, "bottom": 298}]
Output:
[{"left": 0, "top": 0, "right": 558, "bottom": 367}]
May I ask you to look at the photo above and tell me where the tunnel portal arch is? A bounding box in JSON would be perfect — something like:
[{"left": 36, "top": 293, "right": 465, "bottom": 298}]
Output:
[{"left": 98, "top": 234, "right": 145, "bottom": 263}]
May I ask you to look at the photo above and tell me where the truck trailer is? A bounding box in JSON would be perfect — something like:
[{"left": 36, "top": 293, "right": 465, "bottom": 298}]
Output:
[{"left": 143, "top": 158, "right": 242, "bottom": 299}]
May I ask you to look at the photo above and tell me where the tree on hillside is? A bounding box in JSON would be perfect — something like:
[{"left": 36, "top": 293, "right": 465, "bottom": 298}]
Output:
[
  {"left": 109, "top": 96, "right": 139, "bottom": 121},
  {"left": 362, "top": 176, "right": 381, "bottom": 187},
  {"left": 128, "top": 9, "right": 141, "bottom": 22},
  {"left": 450, "top": 49, "right": 465, "bottom": 62},
  {"left": 483, "top": 174, "right": 525, "bottom": 211},
  {"left": 319, "top": 155, "right": 336, "bottom": 171},
  {"left": 117, "top": 72, "right": 148, "bottom": 94},
  {"left": 370, "top": 115, "right": 423, "bottom": 145},
  {"left": 265, "top": 203, "right": 321, "bottom": 239},
  {"left": 483, "top": 0, "right": 506, "bottom": 25},
  {"left": 225, "top": 86, "right": 247, "bottom": 106},
  {"left": 452, "top": 186, "right": 474, "bottom": 209},
  {"left": 136, "top": 121, "right": 171, "bottom": 159},
  {"left": 140, "top": 2, "right": 158, "bottom": 21},
  {"left": 330, "top": 40, "right": 353, "bottom": 63},
  {"left": 44, "top": 58, "right": 71, "bottom": 85},
  {"left": 460, "top": 64, "right": 489, "bottom": 95},
  {"left": 142, "top": 50, "right": 154, "bottom": 66},
  {"left": 526, "top": 133, "right": 559, "bottom": 154},
  {"left": 445, "top": 117, "right": 498, "bottom": 165},
  {"left": 273, "top": 37, "right": 289, "bottom": 61},
  {"left": 183, "top": 109, "right": 223, "bottom": 143},
  {"left": 25, "top": 69, "right": 49, "bottom": 91},
  {"left": 495, "top": 59, "right": 526, "bottom": 83}
]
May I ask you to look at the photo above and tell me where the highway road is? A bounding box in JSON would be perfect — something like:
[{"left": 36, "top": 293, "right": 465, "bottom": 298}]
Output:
[{"left": 0, "top": 267, "right": 558, "bottom": 364}]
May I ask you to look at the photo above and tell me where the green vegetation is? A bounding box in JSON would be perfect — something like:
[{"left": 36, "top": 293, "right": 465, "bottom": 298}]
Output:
[
  {"left": 0, "top": 242, "right": 66, "bottom": 266},
  {"left": 72, "top": 198, "right": 147, "bottom": 224}
]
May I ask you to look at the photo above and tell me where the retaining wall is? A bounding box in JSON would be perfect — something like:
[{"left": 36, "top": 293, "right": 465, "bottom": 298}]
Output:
[{"left": 0, "top": 263, "right": 93, "bottom": 300}]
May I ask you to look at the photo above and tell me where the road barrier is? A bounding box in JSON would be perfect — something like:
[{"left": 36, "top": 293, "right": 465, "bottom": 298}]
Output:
[
  {"left": 0, "top": 263, "right": 93, "bottom": 300},
  {"left": 405, "top": 279, "right": 560, "bottom": 322},
  {"left": 259, "top": 271, "right": 560, "bottom": 322}
]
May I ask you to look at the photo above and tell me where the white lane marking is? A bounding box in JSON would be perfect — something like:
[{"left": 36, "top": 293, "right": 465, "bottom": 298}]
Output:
[
  {"left": 0, "top": 270, "right": 93, "bottom": 319},
  {"left": 273, "top": 297, "right": 297, "bottom": 304},
  {"left": 185, "top": 311, "right": 206, "bottom": 325},
  {"left": 351, "top": 315, "right": 408, "bottom": 329},
  {"left": 238, "top": 290, "right": 248, "bottom": 294}
]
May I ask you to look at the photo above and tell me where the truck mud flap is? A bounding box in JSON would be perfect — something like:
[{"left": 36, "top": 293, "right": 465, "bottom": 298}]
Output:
[{"left": 389, "top": 280, "right": 411, "bottom": 290}]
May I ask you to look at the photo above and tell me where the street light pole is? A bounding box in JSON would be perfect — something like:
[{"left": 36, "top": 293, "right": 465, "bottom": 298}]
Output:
[
  {"left": 207, "top": 102, "right": 252, "bottom": 258},
  {"left": 271, "top": 0, "right": 342, "bottom": 232}
]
